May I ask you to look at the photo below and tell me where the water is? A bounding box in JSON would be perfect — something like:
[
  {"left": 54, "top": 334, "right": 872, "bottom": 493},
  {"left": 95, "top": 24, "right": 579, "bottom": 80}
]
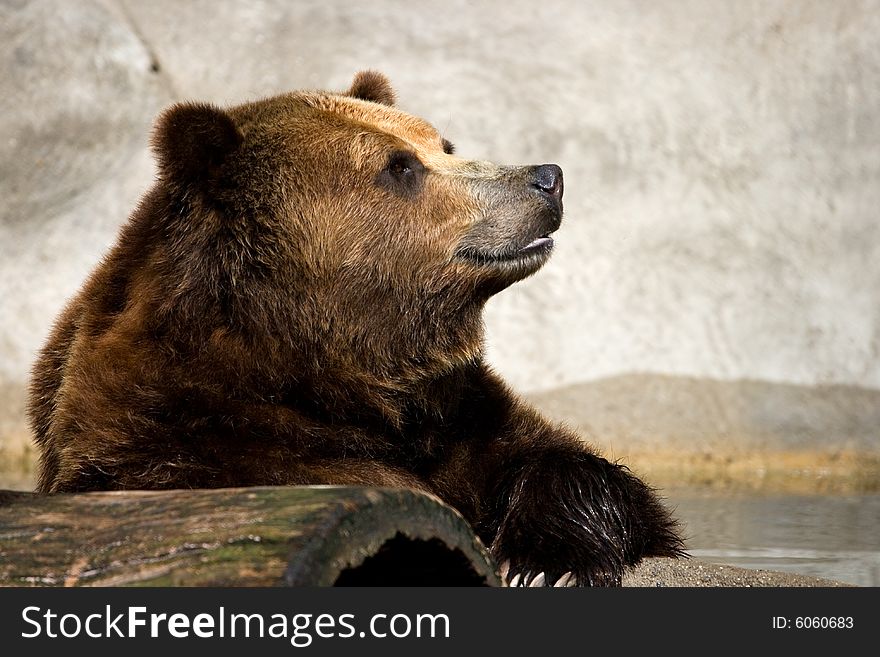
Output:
[{"left": 665, "top": 488, "right": 880, "bottom": 587}]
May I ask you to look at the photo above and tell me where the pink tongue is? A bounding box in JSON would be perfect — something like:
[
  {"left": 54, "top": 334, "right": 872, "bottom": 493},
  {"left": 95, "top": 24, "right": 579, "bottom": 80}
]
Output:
[{"left": 523, "top": 236, "right": 551, "bottom": 250}]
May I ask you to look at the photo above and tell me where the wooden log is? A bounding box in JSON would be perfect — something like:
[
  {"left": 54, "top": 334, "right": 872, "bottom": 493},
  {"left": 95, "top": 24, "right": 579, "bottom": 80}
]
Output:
[{"left": 0, "top": 486, "right": 502, "bottom": 587}]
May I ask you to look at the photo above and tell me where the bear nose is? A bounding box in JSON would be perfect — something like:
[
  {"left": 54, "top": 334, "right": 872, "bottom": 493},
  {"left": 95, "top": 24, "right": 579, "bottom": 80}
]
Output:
[{"left": 531, "top": 164, "right": 563, "bottom": 201}]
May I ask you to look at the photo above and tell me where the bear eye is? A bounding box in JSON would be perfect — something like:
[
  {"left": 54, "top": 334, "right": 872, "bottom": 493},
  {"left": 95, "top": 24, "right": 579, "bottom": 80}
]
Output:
[
  {"left": 377, "top": 150, "right": 425, "bottom": 197},
  {"left": 389, "top": 157, "right": 412, "bottom": 176},
  {"left": 386, "top": 151, "right": 421, "bottom": 178}
]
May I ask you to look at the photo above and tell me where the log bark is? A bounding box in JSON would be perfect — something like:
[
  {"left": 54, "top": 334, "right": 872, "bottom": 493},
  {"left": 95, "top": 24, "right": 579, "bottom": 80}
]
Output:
[{"left": 0, "top": 486, "right": 502, "bottom": 587}]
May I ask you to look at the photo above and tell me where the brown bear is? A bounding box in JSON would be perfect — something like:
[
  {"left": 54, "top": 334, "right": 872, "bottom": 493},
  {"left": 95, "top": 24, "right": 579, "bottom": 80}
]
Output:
[{"left": 28, "top": 71, "right": 683, "bottom": 586}]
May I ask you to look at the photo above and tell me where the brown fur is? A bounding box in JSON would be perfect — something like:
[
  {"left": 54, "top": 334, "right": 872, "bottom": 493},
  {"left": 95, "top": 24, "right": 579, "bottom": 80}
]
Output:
[
  {"left": 348, "top": 69, "right": 397, "bottom": 106},
  {"left": 29, "top": 72, "right": 683, "bottom": 585}
]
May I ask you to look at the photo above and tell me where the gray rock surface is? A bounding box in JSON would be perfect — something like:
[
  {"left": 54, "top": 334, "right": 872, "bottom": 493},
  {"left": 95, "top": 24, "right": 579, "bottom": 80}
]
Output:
[
  {"left": 527, "top": 373, "right": 880, "bottom": 489},
  {"left": 624, "top": 557, "right": 849, "bottom": 587}
]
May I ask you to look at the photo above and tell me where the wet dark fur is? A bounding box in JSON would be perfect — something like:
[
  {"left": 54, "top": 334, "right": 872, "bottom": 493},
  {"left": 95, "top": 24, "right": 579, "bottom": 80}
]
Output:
[{"left": 29, "top": 71, "right": 684, "bottom": 586}]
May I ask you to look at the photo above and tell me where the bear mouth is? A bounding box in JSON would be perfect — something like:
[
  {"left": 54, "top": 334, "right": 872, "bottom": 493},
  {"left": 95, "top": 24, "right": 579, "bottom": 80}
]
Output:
[{"left": 455, "top": 233, "right": 556, "bottom": 267}]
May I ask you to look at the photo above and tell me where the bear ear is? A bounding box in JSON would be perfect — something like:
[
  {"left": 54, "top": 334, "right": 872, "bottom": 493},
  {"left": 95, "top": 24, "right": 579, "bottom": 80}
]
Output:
[
  {"left": 347, "top": 70, "right": 396, "bottom": 106},
  {"left": 151, "top": 102, "right": 242, "bottom": 187}
]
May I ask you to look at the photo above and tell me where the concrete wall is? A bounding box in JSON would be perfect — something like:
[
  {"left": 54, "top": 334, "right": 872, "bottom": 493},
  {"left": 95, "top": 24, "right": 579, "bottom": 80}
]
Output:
[{"left": 2, "top": 0, "right": 879, "bottom": 471}]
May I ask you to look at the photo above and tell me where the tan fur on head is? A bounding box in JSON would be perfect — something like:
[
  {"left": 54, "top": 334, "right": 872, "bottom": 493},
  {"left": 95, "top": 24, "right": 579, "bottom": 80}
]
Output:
[{"left": 347, "top": 70, "right": 396, "bottom": 106}]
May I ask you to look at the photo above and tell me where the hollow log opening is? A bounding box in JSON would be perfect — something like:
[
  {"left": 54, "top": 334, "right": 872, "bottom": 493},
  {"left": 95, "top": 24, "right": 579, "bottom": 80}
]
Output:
[{"left": 333, "top": 534, "right": 491, "bottom": 586}]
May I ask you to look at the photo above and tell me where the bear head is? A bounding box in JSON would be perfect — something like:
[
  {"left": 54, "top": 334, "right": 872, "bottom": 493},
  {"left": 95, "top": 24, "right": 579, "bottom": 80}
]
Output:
[{"left": 144, "top": 71, "right": 563, "bottom": 396}]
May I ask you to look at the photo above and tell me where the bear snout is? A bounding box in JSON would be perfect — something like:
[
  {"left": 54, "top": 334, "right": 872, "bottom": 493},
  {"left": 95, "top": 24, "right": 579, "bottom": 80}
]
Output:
[
  {"left": 452, "top": 163, "right": 564, "bottom": 281},
  {"left": 529, "top": 164, "right": 564, "bottom": 215},
  {"left": 530, "top": 164, "right": 563, "bottom": 200}
]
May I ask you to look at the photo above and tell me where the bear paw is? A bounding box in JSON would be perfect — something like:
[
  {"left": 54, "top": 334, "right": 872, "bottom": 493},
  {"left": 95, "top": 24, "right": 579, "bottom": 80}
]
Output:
[{"left": 489, "top": 452, "right": 684, "bottom": 587}]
